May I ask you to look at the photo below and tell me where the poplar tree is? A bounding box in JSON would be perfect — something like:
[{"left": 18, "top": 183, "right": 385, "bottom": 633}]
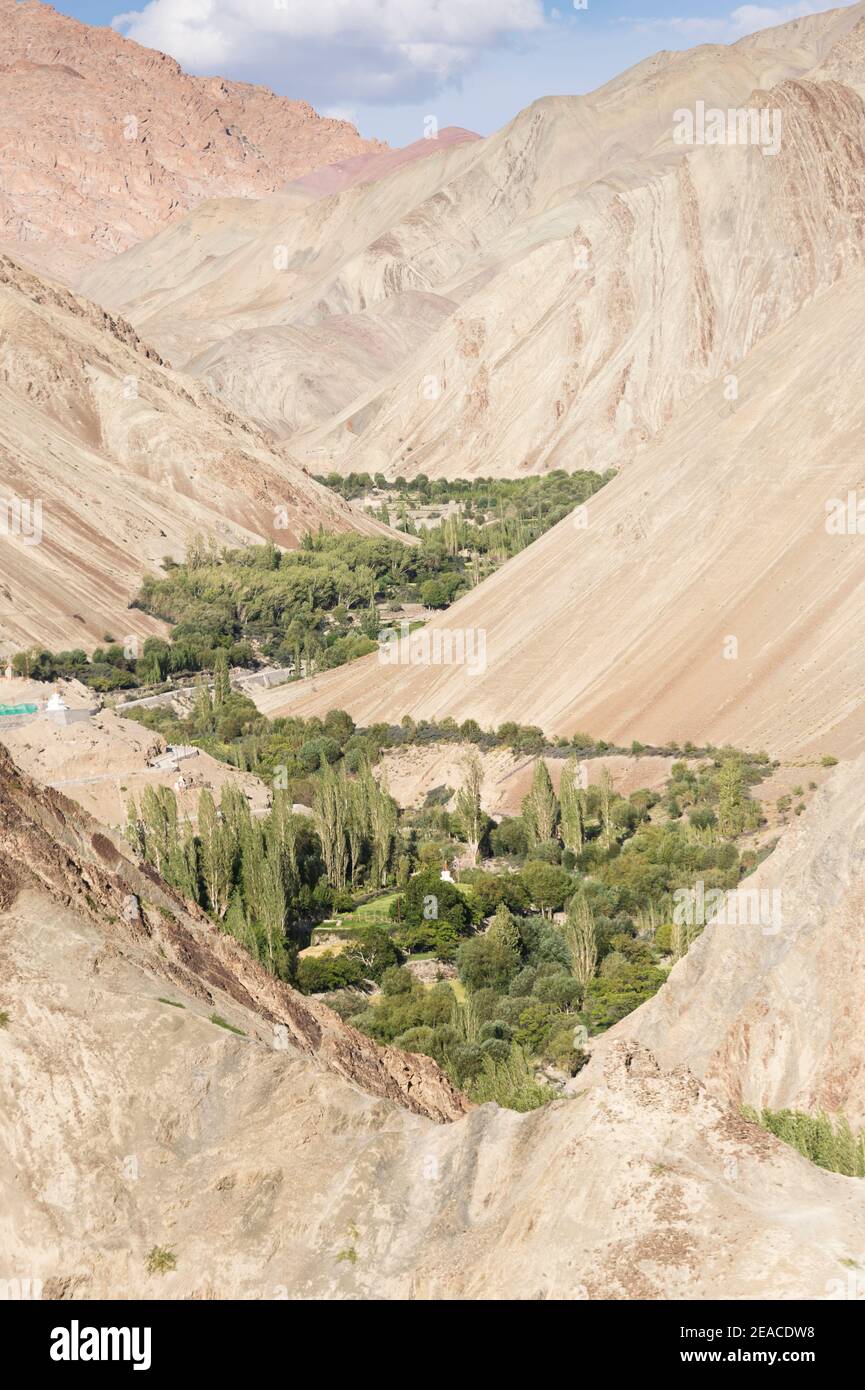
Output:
[
  {"left": 717, "top": 759, "right": 746, "bottom": 837},
  {"left": 162, "top": 816, "right": 198, "bottom": 902},
  {"left": 369, "top": 772, "right": 398, "bottom": 888},
  {"left": 219, "top": 782, "right": 250, "bottom": 869},
  {"left": 346, "top": 774, "right": 371, "bottom": 885},
  {"left": 562, "top": 891, "right": 598, "bottom": 1005},
  {"left": 559, "top": 755, "right": 586, "bottom": 854},
  {"left": 598, "top": 767, "right": 616, "bottom": 850},
  {"left": 455, "top": 749, "right": 485, "bottom": 865},
  {"left": 270, "top": 790, "right": 302, "bottom": 889},
  {"left": 197, "top": 789, "right": 232, "bottom": 919},
  {"left": 487, "top": 902, "right": 521, "bottom": 956},
  {"left": 124, "top": 795, "right": 145, "bottom": 857},
  {"left": 522, "top": 760, "right": 559, "bottom": 846},
  {"left": 193, "top": 678, "right": 214, "bottom": 733},
  {"left": 212, "top": 647, "right": 231, "bottom": 708},
  {"left": 240, "top": 823, "right": 289, "bottom": 978},
  {"left": 313, "top": 763, "right": 349, "bottom": 891},
  {"left": 140, "top": 785, "right": 178, "bottom": 878}
]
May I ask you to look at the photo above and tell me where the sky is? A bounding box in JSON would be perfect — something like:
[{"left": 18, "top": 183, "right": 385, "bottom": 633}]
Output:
[{"left": 50, "top": 0, "right": 856, "bottom": 144}]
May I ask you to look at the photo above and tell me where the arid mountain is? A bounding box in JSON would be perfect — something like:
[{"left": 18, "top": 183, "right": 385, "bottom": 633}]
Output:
[
  {"left": 251, "top": 264, "right": 865, "bottom": 761},
  {"left": 79, "top": 3, "right": 865, "bottom": 482},
  {"left": 0, "top": 255, "right": 392, "bottom": 652},
  {"left": 285, "top": 127, "right": 481, "bottom": 198},
  {"left": 3, "top": 741, "right": 865, "bottom": 1300},
  {"left": 0, "top": 0, "right": 383, "bottom": 281}
]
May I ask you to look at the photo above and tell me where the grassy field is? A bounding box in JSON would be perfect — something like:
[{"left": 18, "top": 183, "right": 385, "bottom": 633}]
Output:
[
  {"left": 309, "top": 892, "right": 400, "bottom": 946},
  {"left": 335, "top": 893, "right": 400, "bottom": 926}
]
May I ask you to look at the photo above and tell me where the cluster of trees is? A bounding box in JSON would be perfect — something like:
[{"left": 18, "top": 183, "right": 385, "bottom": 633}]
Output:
[
  {"left": 296, "top": 927, "right": 400, "bottom": 994},
  {"left": 302, "top": 470, "right": 614, "bottom": 592},
  {"left": 515, "top": 753, "right": 765, "bottom": 868},
  {"left": 124, "top": 782, "right": 329, "bottom": 979},
  {"left": 11, "top": 643, "right": 138, "bottom": 692},
  {"left": 745, "top": 1107, "right": 865, "bottom": 1177},
  {"left": 117, "top": 721, "right": 775, "bottom": 1114},
  {"left": 11, "top": 631, "right": 257, "bottom": 694},
  {"left": 13, "top": 472, "right": 616, "bottom": 698},
  {"left": 319, "top": 469, "right": 612, "bottom": 502},
  {"left": 130, "top": 694, "right": 722, "bottom": 813},
  {"left": 124, "top": 754, "right": 409, "bottom": 981},
  {"left": 312, "top": 762, "right": 401, "bottom": 893},
  {"left": 336, "top": 888, "right": 667, "bottom": 1106},
  {"left": 304, "top": 750, "right": 765, "bottom": 1100},
  {"left": 132, "top": 531, "right": 480, "bottom": 678}
]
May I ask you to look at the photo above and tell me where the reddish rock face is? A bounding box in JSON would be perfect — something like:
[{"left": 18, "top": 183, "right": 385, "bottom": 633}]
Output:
[{"left": 0, "top": 0, "right": 385, "bottom": 281}]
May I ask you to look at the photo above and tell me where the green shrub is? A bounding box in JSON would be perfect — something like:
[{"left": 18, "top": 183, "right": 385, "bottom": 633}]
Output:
[
  {"left": 145, "top": 1246, "right": 177, "bottom": 1275},
  {"left": 744, "top": 1106, "right": 865, "bottom": 1177},
  {"left": 514, "top": 1002, "right": 559, "bottom": 1052},
  {"left": 468, "top": 1046, "right": 557, "bottom": 1112},
  {"left": 296, "top": 953, "right": 365, "bottom": 993},
  {"left": 393, "top": 1026, "right": 437, "bottom": 1054},
  {"left": 456, "top": 934, "right": 521, "bottom": 992},
  {"left": 209, "top": 1013, "right": 247, "bottom": 1036},
  {"left": 533, "top": 972, "right": 581, "bottom": 1009}
]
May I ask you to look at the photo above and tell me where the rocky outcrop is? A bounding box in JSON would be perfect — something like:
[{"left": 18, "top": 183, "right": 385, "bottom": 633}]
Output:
[{"left": 0, "top": 0, "right": 383, "bottom": 281}]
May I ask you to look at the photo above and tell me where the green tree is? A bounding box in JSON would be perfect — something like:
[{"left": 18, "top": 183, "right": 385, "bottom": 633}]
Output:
[
  {"left": 456, "top": 933, "right": 520, "bottom": 992},
  {"left": 240, "top": 822, "right": 289, "bottom": 978},
  {"left": 598, "top": 767, "right": 615, "bottom": 850},
  {"left": 559, "top": 755, "right": 586, "bottom": 854},
  {"left": 139, "top": 785, "right": 179, "bottom": 878},
  {"left": 345, "top": 772, "right": 370, "bottom": 885},
  {"left": 270, "top": 791, "right": 302, "bottom": 890},
  {"left": 167, "top": 817, "right": 199, "bottom": 902},
  {"left": 717, "top": 759, "right": 746, "bottom": 836},
  {"left": 561, "top": 890, "right": 598, "bottom": 1005},
  {"left": 344, "top": 927, "right": 400, "bottom": 981},
  {"left": 193, "top": 678, "right": 214, "bottom": 733},
  {"left": 369, "top": 770, "right": 398, "bottom": 888},
  {"left": 197, "top": 789, "right": 233, "bottom": 919},
  {"left": 521, "top": 860, "right": 572, "bottom": 918},
  {"left": 455, "top": 748, "right": 486, "bottom": 866},
  {"left": 313, "top": 763, "right": 349, "bottom": 891},
  {"left": 393, "top": 867, "right": 471, "bottom": 932},
  {"left": 213, "top": 647, "right": 231, "bottom": 709},
  {"left": 522, "top": 761, "right": 559, "bottom": 847},
  {"left": 487, "top": 902, "right": 521, "bottom": 955},
  {"left": 124, "top": 795, "right": 145, "bottom": 857}
]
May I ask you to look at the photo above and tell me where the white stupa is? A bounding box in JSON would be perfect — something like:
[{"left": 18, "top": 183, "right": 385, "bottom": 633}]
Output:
[{"left": 45, "top": 690, "right": 71, "bottom": 724}]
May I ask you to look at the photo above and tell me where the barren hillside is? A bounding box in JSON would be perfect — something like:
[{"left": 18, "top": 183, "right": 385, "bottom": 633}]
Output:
[
  {"left": 79, "top": 3, "right": 865, "bottom": 481},
  {"left": 3, "top": 742, "right": 865, "bottom": 1299},
  {"left": 0, "top": 255, "right": 392, "bottom": 651},
  {"left": 252, "top": 265, "right": 865, "bottom": 760},
  {"left": 0, "top": 0, "right": 384, "bottom": 281}
]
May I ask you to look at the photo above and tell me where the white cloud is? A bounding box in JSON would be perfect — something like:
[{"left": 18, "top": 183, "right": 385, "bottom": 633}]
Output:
[
  {"left": 625, "top": 0, "right": 855, "bottom": 43},
  {"left": 112, "top": 0, "right": 546, "bottom": 104},
  {"left": 728, "top": 1, "right": 848, "bottom": 36}
]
